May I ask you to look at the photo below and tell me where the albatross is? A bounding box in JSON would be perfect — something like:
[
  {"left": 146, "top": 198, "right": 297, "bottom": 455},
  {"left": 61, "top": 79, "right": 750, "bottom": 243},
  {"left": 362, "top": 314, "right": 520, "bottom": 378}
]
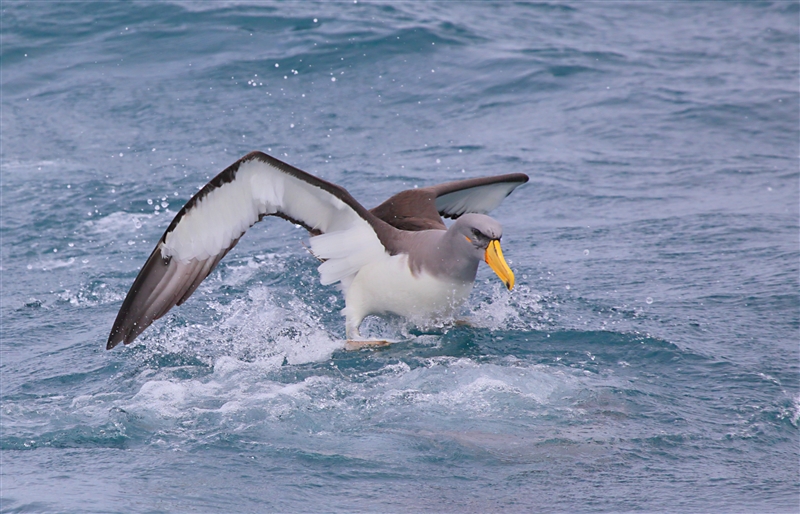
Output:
[{"left": 107, "top": 151, "right": 528, "bottom": 349}]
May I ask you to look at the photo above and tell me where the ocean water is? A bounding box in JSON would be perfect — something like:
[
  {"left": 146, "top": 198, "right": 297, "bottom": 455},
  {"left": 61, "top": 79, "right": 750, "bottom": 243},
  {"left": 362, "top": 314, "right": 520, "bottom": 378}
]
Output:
[{"left": 1, "top": 1, "right": 798, "bottom": 512}]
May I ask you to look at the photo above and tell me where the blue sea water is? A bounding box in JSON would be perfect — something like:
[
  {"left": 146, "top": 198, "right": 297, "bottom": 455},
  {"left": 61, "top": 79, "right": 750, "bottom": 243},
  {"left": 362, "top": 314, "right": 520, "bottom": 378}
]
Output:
[{"left": 1, "top": 1, "right": 798, "bottom": 512}]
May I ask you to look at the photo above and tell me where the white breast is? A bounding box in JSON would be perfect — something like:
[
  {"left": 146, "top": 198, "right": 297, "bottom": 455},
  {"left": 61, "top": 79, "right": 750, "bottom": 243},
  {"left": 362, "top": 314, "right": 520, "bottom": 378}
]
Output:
[{"left": 342, "top": 253, "right": 474, "bottom": 337}]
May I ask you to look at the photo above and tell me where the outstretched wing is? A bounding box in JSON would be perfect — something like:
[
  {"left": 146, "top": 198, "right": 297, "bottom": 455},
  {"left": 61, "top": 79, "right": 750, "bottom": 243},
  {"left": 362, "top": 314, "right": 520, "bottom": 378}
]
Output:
[
  {"left": 431, "top": 173, "right": 529, "bottom": 219},
  {"left": 107, "top": 151, "right": 391, "bottom": 349},
  {"left": 370, "top": 173, "right": 529, "bottom": 231}
]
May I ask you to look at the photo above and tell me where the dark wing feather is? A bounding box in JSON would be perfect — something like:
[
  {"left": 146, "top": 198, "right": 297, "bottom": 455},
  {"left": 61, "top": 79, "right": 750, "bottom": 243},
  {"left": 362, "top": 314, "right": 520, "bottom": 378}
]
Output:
[{"left": 369, "top": 189, "right": 446, "bottom": 231}]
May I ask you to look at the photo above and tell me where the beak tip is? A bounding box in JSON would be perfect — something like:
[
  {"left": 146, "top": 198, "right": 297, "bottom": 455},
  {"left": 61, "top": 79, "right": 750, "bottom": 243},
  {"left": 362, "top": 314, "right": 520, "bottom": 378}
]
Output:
[{"left": 485, "top": 239, "right": 515, "bottom": 292}]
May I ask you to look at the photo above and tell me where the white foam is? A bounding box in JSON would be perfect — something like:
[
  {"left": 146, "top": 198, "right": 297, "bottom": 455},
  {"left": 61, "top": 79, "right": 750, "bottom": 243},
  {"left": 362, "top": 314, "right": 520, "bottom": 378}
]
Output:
[
  {"left": 130, "top": 380, "right": 192, "bottom": 418},
  {"left": 29, "top": 257, "right": 77, "bottom": 272},
  {"left": 139, "top": 285, "right": 343, "bottom": 366},
  {"left": 56, "top": 282, "right": 124, "bottom": 307},
  {"left": 114, "top": 356, "right": 345, "bottom": 433},
  {"left": 211, "top": 253, "right": 288, "bottom": 289},
  {"left": 466, "top": 282, "right": 543, "bottom": 331},
  {"left": 120, "top": 357, "right": 573, "bottom": 437},
  {"left": 85, "top": 211, "right": 153, "bottom": 234}
]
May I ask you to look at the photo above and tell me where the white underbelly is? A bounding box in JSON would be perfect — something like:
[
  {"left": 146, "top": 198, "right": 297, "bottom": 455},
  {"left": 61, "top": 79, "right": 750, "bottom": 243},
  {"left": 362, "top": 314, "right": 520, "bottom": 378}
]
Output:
[{"left": 344, "top": 254, "right": 473, "bottom": 325}]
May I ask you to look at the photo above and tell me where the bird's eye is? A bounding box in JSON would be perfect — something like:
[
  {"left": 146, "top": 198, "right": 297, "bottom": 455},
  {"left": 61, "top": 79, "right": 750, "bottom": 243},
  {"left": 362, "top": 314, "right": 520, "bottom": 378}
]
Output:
[{"left": 471, "top": 228, "right": 482, "bottom": 238}]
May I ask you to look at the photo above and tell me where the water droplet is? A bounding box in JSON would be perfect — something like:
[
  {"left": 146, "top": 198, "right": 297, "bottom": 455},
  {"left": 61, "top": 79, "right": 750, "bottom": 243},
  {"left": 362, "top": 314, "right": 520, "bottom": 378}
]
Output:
[
  {"left": 565, "top": 284, "right": 570, "bottom": 290},
  {"left": 436, "top": 159, "right": 441, "bottom": 164},
  {"left": 275, "top": 63, "right": 279, "bottom": 68},
  {"left": 147, "top": 199, "right": 153, "bottom": 205},
  {"left": 646, "top": 297, "right": 653, "bottom": 305},
  {"left": 161, "top": 201, "right": 168, "bottom": 208},
  {"left": 331, "top": 77, "right": 336, "bottom": 82},
  {"left": 313, "top": 18, "right": 318, "bottom": 23},
  {"left": 127, "top": 240, "right": 136, "bottom": 245},
  {"left": 584, "top": 249, "right": 590, "bottom": 256}
]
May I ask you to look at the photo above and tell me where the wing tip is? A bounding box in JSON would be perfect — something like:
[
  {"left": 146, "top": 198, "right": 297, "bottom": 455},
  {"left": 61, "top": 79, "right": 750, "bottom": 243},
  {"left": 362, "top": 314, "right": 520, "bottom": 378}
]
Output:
[
  {"left": 106, "top": 328, "right": 126, "bottom": 350},
  {"left": 500, "top": 172, "right": 529, "bottom": 185},
  {"left": 106, "top": 318, "right": 151, "bottom": 350},
  {"left": 106, "top": 319, "right": 135, "bottom": 350}
]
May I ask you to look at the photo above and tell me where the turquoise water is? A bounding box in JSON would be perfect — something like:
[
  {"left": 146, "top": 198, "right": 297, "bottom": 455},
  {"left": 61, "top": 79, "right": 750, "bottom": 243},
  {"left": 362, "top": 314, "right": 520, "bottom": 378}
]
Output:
[{"left": 2, "top": 2, "right": 798, "bottom": 512}]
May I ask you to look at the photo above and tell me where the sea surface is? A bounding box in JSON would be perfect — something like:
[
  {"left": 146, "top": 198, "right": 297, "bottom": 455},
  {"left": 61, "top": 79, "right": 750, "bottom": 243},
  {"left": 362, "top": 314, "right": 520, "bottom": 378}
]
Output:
[{"left": 1, "top": 2, "right": 798, "bottom": 512}]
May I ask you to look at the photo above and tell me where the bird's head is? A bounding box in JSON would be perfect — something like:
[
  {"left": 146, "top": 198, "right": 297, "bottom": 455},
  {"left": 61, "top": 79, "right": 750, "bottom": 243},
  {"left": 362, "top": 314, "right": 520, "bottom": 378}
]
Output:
[{"left": 455, "top": 213, "right": 515, "bottom": 290}]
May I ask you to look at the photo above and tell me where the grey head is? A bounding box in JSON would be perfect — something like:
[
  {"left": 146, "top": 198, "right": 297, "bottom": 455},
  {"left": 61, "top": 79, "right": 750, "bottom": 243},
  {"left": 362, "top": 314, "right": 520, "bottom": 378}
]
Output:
[
  {"left": 450, "top": 213, "right": 514, "bottom": 289},
  {"left": 403, "top": 213, "right": 514, "bottom": 289},
  {"left": 452, "top": 213, "right": 503, "bottom": 255}
]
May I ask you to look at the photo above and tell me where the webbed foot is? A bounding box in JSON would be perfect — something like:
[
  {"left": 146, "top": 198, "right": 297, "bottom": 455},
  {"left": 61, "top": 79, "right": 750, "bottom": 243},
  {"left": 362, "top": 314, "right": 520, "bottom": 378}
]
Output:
[{"left": 345, "top": 339, "right": 392, "bottom": 350}]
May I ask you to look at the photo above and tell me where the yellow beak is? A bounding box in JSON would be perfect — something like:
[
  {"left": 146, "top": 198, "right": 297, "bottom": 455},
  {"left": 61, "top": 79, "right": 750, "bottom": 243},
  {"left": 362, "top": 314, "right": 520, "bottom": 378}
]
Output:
[{"left": 484, "top": 239, "right": 515, "bottom": 290}]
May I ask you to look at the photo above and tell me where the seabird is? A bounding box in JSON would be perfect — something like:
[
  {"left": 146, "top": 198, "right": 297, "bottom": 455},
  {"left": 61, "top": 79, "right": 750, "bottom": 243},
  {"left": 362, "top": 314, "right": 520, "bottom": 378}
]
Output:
[{"left": 107, "top": 151, "right": 528, "bottom": 349}]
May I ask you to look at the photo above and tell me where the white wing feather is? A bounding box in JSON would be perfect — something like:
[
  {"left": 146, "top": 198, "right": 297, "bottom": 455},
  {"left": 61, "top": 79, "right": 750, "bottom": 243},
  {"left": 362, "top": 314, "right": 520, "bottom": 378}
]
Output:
[
  {"left": 161, "top": 159, "right": 378, "bottom": 267},
  {"left": 435, "top": 182, "right": 522, "bottom": 218}
]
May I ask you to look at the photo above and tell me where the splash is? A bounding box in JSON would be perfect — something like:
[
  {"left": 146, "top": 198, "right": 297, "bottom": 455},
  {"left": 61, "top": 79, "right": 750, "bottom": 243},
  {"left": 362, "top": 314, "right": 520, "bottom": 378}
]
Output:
[
  {"left": 466, "top": 283, "right": 544, "bottom": 331},
  {"left": 139, "top": 285, "right": 343, "bottom": 366},
  {"left": 56, "top": 281, "right": 124, "bottom": 307},
  {"left": 84, "top": 211, "right": 153, "bottom": 235}
]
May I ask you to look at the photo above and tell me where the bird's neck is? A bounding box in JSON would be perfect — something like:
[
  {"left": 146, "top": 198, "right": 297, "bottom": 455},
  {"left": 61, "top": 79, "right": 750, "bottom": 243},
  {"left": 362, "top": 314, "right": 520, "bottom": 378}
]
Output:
[{"left": 407, "top": 228, "right": 480, "bottom": 284}]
